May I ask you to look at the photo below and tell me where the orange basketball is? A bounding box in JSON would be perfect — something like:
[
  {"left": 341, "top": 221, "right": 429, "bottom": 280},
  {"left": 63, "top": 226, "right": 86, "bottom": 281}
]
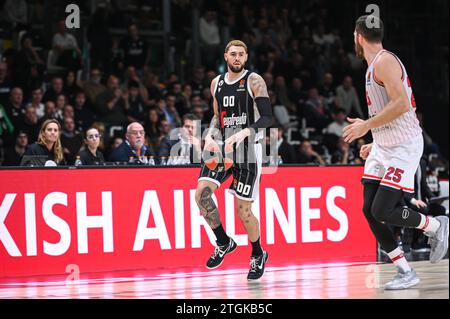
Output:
[
  {"left": 223, "top": 153, "right": 234, "bottom": 171},
  {"left": 204, "top": 151, "right": 221, "bottom": 171}
]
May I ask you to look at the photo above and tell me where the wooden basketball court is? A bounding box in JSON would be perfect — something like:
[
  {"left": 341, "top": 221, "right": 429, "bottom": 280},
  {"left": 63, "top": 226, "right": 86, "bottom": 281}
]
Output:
[{"left": 0, "top": 259, "right": 447, "bottom": 299}]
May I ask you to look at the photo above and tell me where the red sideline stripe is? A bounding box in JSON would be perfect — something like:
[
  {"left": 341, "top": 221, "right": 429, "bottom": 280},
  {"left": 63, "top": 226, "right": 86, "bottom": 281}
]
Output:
[
  {"left": 380, "top": 180, "right": 415, "bottom": 193},
  {"left": 363, "top": 174, "right": 382, "bottom": 180},
  {"left": 391, "top": 253, "right": 404, "bottom": 262}
]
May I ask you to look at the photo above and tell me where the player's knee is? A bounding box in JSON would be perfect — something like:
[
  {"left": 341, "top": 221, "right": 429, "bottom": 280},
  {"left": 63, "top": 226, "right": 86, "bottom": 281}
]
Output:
[
  {"left": 371, "top": 201, "right": 391, "bottom": 223},
  {"left": 237, "top": 203, "right": 252, "bottom": 221},
  {"left": 195, "top": 187, "right": 206, "bottom": 207}
]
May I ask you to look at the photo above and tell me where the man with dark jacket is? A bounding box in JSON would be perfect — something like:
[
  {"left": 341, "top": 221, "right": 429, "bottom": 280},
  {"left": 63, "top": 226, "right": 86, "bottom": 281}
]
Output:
[
  {"left": 109, "top": 122, "right": 154, "bottom": 163},
  {"left": 158, "top": 114, "right": 201, "bottom": 164}
]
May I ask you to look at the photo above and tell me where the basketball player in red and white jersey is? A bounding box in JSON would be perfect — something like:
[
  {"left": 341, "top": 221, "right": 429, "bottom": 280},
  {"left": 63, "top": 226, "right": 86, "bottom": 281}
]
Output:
[{"left": 343, "top": 15, "right": 449, "bottom": 290}]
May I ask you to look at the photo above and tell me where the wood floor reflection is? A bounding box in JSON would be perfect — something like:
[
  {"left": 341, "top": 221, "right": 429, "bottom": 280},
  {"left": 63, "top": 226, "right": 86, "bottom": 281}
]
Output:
[{"left": 0, "top": 260, "right": 447, "bottom": 299}]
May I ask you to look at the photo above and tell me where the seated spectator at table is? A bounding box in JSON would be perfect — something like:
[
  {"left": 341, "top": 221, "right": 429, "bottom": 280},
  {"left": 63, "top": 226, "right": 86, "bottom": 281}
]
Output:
[
  {"left": 2, "top": 131, "right": 28, "bottom": 166},
  {"left": 78, "top": 127, "right": 105, "bottom": 165},
  {"left": 22, "top": 119, "right": 65, "bottom": 165},
  {"left": 109, "top": 122, "right": 155, "bottom": 163},
  {"left": 158, "top": 114, "right": 201, "bottom": 164}
]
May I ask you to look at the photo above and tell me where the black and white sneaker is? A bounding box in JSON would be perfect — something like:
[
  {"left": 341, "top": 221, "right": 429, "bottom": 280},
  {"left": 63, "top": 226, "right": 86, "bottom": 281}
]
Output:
[
  {"left": 247, "top": 250, "right": 269, "bottom": 281},
  {"left": 206, "top": 238, "right": 237, "bottom": 269}
]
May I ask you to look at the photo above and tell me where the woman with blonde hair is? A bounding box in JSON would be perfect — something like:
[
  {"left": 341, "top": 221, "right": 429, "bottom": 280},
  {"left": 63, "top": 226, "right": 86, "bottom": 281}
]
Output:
[{"left": 23, "top": 119, "right": 65, "bottom": 165}]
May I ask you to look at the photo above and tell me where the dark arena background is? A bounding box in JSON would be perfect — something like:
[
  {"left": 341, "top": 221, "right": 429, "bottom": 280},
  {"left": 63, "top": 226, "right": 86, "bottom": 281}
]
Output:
[{"left": 0, "top": 0, "right": 448, "bottom": 310}]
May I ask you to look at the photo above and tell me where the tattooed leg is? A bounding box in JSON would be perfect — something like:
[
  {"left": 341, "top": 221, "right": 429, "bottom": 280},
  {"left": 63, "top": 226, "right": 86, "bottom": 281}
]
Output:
[{"left": 195, "top": 183, "right": 222, "bottom": 229}]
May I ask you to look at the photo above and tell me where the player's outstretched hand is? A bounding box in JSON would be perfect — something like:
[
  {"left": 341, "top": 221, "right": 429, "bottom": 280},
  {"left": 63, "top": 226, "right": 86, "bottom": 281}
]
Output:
[{"left": 359, "top": 143, "right": 373, "bottom": 160}]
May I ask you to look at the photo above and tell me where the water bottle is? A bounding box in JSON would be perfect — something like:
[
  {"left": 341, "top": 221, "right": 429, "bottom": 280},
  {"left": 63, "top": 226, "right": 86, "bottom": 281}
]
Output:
[
  {"left": 74, "top": 156, "right": 82, "bottom": 167},
  {"left": 148, "top": 156, "right": 155, "bottom": 166},
  {"left": 160, "top": 157, "right": 167, "bottom": 165},
  {"left": 269, "top": 155, "right": 277, "bottom": 166},
  {"left": 140, "top": 155, "right": 148, "bottom": 165},
  {"left": 183, "top": 155, "right": 191, "bottom": 165},
  {"left": 277, "top": 155, "right": 283, "bottom": 165},
  {"left": 128, "top": 156, "right": 135, "bottom": 165}
]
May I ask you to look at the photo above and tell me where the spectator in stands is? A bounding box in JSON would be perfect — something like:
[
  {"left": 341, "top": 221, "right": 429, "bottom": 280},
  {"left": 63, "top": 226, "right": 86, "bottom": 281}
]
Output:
[
  {"left": 14, "top": 34, "right": 45, "bottom": 94},
  {"left": 104, "top": 136, "right": 123, "bottom": 161},
  {"left": 95, "top": 75, "right": 128, "bottom": 127},
  {"left": 144, "top": 108, "right": 162, "bottom": 152},
  {"left": 324, "top": 108, "right": 349, "bottom": 137},
  {"left": 297, "top": 140, "right": 326, "bottom": 165},
  {"left": 52, "top": 20, "right": 82, "bottom": 71},
  {"left": 0, "top": 102, "right": 15, "bottom": 147},
  {"left": 2, "top": 0, "right": 28, "bottom": 27},
  {"left": 42, "top": 77, "right": 64, "bottom": 103},
  {"left": 122, "top": 66, "right": 149, "bottom": 103},
  {"left": 303, "top": 87, "right": 330, "bottom": 131},
  {"left": 124, "top": 80, "right": 146, "bottom": 123},
  {"left": 274, "top": 126, "right": 297, "bottom": 164},
  {"left": 38, "top": 101, "right": 61, "bottom": 125},
  {"left": 158, "top": 113, "right": 201, "bottom": 164},
  {"left": 119, "top": 24, "right": 150, "bottom": 74},
  {"left": 331, "top": 137, "right": 357, "bottom": 165},
  {"left": 17, "top": 105, "right": 40, "bottom": 143},
  {"left": 78, "top": 127, "right": 105, "bottom": 165},
  {"left": 73, "top": 91, "right": 95, "bottom": 132},
  {"left": 23, "top": 119, "right": 65, "bottom": 165},
  {"left": 64, "top": 70, "right": 81, "bottom": 103},
  {"left": 2, "top": 130, "right": 28, "bottom": 166},
  {"left": 288, "top": 77, "right": 308, "bottom": 119},
  {"left": 319, "top": 72, "right": 338, "bottom": 111},
  {"left": 335, "top": 76, "right": 364, "bottom": 118},
  {"left": 189, "top": 66, "right": 206, "bottom": 96},
  {"left": 270, "top": 89, "right": 290, "bottom": 131},
  {"left": 109, "top": 122, "right": 155, "bottom": 163},
  {"left": 5, "top": 87, "right": 25, "bottom": 126},
  {"left": 0, "top": 62, "right": 12, "bottom": 106},
  {"left": 26, "top": 87, "right": 45, "bottom": 119},
  {"left": 60, "top": 116, "right": 83, "bottom": 165},
  {"left": 156, "top": 95, "right": 180, "bottom": 129},
  {"left": 79, "top": 68, "right": 106, "bottom": 106},
  {"left": 192, "top": 104, "right": 208, "bottom": 132},
  {"left": 199, "top": 10, "right": 221, "bottom": 70}
]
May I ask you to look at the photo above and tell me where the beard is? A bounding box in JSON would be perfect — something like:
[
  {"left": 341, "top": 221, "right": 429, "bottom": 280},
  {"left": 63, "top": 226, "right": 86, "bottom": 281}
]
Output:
[
  {"left": 354, "top": 41, "right": 365, "bottom": 59},
  {"left": 227, "top": 62, "right": 245, "bottom": 73}
]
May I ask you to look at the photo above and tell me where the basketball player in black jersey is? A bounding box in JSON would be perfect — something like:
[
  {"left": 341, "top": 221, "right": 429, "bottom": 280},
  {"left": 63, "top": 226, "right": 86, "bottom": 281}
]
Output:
[{"left": 195, "top": 40, "right": 273, "bottom": 280}]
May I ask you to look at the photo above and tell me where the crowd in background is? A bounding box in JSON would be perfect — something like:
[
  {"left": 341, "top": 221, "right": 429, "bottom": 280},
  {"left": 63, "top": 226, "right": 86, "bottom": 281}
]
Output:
[{"left": 0, "top": 0, "right": 448, "bottom": 177}]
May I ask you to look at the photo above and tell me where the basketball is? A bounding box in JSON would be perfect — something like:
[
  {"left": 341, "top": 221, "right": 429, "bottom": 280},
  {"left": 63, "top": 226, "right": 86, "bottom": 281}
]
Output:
[
  {"left": 204, "top": 151, "right": 221, "bottom": 171},
  {"left": 223, "top": 152, "right": 234, "bottom": 171}
]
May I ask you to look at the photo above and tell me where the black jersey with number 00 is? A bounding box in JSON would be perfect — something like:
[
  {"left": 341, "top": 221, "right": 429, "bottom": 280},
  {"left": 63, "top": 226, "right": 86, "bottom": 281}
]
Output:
[{"left": 214, "top": 70, "right": 263, "bottom": 142}]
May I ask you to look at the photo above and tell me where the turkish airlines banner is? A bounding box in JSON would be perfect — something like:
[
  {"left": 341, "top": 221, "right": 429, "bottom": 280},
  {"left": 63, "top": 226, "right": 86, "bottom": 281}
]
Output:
[{"left": 0, "top": 166, "right": 375, "bottom": 278}]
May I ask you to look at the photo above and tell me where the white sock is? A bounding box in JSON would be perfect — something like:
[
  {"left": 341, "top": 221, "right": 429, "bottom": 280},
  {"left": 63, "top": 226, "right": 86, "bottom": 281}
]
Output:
[
  {"left": 417, "top": 214, "right": 440, "bottom": 234},
  {"left": 387, "top": 247, "right": 411, "bottom": 272}
]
